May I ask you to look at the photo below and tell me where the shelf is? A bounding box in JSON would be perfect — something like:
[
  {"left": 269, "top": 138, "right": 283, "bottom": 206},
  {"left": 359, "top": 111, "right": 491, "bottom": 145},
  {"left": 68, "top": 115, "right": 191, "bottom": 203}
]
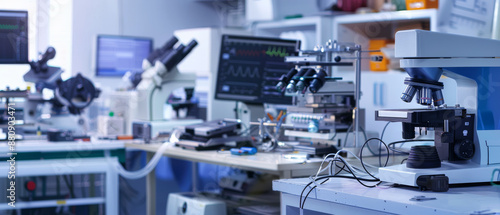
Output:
[
  {"left": 333, "top": 9, "right": 438, "bottom": 72},
  {"left": 334, "top": 9, "right": 437, "bottom": 26},
  {"left": 254, "top": 16, "right": 333, "bottom": 50},
  {"left": 255, "top": 16, "right": 329, "bottom": 30}
]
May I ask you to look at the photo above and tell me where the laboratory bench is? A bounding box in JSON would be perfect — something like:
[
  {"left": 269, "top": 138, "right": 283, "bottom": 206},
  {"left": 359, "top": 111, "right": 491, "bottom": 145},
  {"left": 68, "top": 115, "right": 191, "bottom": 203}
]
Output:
[
  {"left": 0, "top": 139, "right": 125, "bottom": 214},
  {"left": 125, "top": 142, "right": 410, "bottom": 215},
  {"left": 125, "top": 142, "right": 321, "bottom": 178},
  {"left": 125, "top": 142, "right": 324, "bottom": 215}
]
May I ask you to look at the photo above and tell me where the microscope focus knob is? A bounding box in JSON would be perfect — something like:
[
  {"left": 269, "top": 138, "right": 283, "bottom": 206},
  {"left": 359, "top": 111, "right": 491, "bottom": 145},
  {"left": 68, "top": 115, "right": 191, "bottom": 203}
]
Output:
[{"left": 454, "top": 140, "right": 474, "bottom": 160}]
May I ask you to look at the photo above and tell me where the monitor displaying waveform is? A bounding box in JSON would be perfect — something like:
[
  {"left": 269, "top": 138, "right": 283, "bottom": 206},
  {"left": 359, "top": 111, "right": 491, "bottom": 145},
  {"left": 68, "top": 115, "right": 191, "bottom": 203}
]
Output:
[
  {"left": 0, "top": 10, "right": 28, "bottom": 64},
  {"left": 215, "top": 35, "right": 300, "bottom": 104}
]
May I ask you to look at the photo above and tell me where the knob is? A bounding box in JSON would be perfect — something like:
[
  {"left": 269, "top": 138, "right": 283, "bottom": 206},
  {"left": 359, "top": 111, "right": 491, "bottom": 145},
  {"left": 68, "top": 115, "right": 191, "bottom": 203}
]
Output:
[{"left": 454, "top": 140, "right": 474, "bottom": 160}]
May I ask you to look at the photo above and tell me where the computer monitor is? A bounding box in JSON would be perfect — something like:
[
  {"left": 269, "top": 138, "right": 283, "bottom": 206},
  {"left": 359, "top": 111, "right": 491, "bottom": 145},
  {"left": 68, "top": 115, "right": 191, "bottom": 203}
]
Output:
[
  {"left": 0, "top": 10, "right": 28, "bottom": 64},
  {"left": 95, "top": 35, "right": 152, "bottom": 77},
  {"left": 215, "top": 35, "right": 300, "bottom": 104}
]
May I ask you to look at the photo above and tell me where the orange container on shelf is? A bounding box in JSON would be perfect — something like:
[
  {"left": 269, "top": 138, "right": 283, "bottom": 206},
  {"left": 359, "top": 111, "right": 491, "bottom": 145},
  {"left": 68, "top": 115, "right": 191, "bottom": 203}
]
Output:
[
  {"left": 369, "top": 39, "right": 389, "bottom": 72},
  {"left": 406, "top": 0, "right": 438, "bottom": 10}
]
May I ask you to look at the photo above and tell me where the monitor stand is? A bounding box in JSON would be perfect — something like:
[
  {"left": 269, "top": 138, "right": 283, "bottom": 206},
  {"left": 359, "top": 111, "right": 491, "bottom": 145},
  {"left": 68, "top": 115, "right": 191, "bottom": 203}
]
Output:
[{"left": 236, "top": 102, "right": 265, "bottom": 128}]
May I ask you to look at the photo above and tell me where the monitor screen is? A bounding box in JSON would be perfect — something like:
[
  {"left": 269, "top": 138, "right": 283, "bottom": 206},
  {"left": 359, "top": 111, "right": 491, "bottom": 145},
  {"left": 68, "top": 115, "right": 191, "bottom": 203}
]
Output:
[
  {"left": 215, "top": 35, "right": 299, "bottom": 104},
  {"left": 95, "top": 35, "right": 152, "bottom": 77},
  {"left": 0, "top": 10, "right": 28, "bottom": 64}
]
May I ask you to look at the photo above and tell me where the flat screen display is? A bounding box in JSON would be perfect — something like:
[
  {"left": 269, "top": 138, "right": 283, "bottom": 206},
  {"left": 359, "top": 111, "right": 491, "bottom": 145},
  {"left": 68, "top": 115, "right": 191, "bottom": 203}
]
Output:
[
  {"left": 0, "top": 10, "right": 28, "bottom": 64},
  {"left": 95, "top": 35, "right": 152, "bottom": 77},
  {"left": 215, "top": 35, "right": 299, "bottom": 104}
]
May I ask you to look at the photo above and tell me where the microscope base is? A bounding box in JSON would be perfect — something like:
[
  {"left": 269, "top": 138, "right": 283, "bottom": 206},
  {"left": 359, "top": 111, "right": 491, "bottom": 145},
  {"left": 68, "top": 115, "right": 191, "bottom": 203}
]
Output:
[
  {"left": 132, "top": 119, "right": 202, "bottom": 141},
  {"left": 379, "top": 162, "right": 500, "bottom": 187}
]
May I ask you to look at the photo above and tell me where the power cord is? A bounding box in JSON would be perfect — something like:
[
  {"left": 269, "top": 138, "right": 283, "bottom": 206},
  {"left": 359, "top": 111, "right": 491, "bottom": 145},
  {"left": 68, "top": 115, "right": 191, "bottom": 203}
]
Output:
[
  {"left": 400, "top": 158, "right": 408, "bottom": 164},
  {"left": 387, "top": 139, "right": 434, "bottom": 155},
  {"left": 359, "top": 138, "right": 390, "bottom": 180},
  {"left": 299, "top": 178, "right": 329, "bottom": 209},
  {"left": 300, "top": 158, "right": 382, "bottom": 209},
  {"left": 343, "top": 124, "right": 376, "bottom": 155},
  {"left": 301, "top": 137, "right": 408, "bottom": 209}
]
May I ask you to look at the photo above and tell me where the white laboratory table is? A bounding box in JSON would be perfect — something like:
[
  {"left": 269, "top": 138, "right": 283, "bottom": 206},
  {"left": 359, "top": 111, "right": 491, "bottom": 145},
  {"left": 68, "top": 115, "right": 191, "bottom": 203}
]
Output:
[
  {"left": 125, "top": 142, "right": 321, "bottom": 178},
  {"left": 125, "top": 142, "right": 324, "bottom": 215},
  {"left": 0, "top": 139, "right": 125, "bottom": 214},
  {"left": 273, "top": 177, "right": 500, "bottom": 215}
]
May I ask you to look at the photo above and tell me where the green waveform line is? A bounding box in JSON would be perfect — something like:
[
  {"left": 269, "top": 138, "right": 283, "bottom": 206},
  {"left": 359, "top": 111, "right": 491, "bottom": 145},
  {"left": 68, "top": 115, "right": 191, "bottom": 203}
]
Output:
[
  {"left": 265, "top": 46, "right": 290, "bottom": 57},
  {"left": 0, "top": 24, "right": 19, "bottom": 30}
]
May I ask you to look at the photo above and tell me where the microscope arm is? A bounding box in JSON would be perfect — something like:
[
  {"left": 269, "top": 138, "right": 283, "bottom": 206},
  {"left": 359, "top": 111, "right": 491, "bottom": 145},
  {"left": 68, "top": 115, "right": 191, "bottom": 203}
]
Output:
[{"left": 135, "top": 39, "right": 198, "bottom": 121}]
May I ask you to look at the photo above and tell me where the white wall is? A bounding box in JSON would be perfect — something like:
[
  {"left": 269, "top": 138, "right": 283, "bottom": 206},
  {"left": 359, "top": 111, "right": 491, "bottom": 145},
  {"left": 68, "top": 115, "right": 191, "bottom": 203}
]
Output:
[
  {"left": 71, "top": 0, "right": 120, "bottom": 81},
  {"left": 71, "top": 0, "right": 221, "bottom": 89},
  {"left": 48, "top": 0, "right": 73, "bottom": 80},
  {"left": 120, "top": 0, "right": 221, "bottom": 48},
  {"left": 274, "top": 0, "right": 321, "bottom": 18}
]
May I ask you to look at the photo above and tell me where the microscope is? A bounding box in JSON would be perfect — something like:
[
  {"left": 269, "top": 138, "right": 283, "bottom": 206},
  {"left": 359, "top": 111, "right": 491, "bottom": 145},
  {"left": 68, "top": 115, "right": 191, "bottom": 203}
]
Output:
[
  {"left": 132, "top": 36, "right": 203, "bottom": 140},
  {"left": 276, "top": 40, "right": 373, "bottom": 154},
  {"left": 23, "top": 47, "right": 99, "bottom": 123},
  {"left": 375, "top": 30, "right": 500, "bottom": 190}
]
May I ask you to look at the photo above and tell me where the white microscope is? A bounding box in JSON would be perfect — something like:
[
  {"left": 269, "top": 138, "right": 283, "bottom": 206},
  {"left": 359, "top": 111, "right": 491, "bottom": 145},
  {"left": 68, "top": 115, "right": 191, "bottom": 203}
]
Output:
[
  {"left": 375, "top": 30, "right": 500, "bottom": 191},
  {"left": 132, "top": 36, "right": 202, "bottom": 141}
]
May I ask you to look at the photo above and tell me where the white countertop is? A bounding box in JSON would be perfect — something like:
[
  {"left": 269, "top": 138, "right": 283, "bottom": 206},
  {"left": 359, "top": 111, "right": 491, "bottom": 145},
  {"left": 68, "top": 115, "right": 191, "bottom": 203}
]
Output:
[
  {"left": 274, "top": 177, "right": 500, "bottom": 215},
  {"left": 125, "top": 142, "right": 321, "bottom": 176}
]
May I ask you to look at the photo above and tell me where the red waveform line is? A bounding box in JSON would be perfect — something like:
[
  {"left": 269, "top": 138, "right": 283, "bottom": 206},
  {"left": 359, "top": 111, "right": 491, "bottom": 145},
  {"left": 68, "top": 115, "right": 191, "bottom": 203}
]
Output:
[{"left": 236, "top": 49, "right": 263, "bottom": 57}]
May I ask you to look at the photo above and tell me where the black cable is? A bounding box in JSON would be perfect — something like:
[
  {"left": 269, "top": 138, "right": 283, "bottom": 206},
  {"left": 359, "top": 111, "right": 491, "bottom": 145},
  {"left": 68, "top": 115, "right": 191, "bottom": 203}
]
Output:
[
  {"left": 302, "top": 178, "right": 329, "bottom": 209},
  {"left": 300, "top": 172, "right": 371, "bottom": 209},
  {"left": 401, "top": 158, "right": 408, "bottom": 164},
  {"left": 378, "top": 122, "right": 391, "bottom": 166},
  {"left": 388, "top": 147, "right": 410, "bottom": 155},
  {"left": 56, "top": 175, "right": 60, "bottom": 197},
  {"left": 359, "top": 126, "right": 382, "bottom": 157},
  {"left": 360, "top": 138, "right": 390, "bottom": 180},
  {"left": 300, "top": 140, "right": 394, "bottom": 210},
  {"left": 343, "top": 124, "right": 353, "bottom": 148},
  {"left": 343, "top": 124, "right": 378, "bottom": 155},
  {"left": 329, "top": 130, "right": 338, "bottom": 140},
  {"left": 388, "top": 139, "right": 434, "bottom": 147},
  {"left": 335, "top": 158, "right": 381, "bottom": 187},
  {"left": 234, "top": 101, "right": 239, "bottom": 119},
  {"left": 69, "top": 175, "right": 74, "bottom": 194},
  {"left": 300, "top": 165, "right": 381, "bottom": 209},
  {"left": 63, "top": 175, "right": 75, "bottom": 198},
  {"left": 329, "top": 158, "right": 348, "bottom": 175},
  {"left": 387, "top": 139, "right": 434, "bottom": 155}
]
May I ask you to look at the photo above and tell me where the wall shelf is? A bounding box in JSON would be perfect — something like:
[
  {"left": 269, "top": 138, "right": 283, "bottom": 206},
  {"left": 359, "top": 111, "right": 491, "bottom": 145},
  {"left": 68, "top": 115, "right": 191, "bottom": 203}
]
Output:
[{"left": 254, "top": 16, "right": 334, "bottom": 50}]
